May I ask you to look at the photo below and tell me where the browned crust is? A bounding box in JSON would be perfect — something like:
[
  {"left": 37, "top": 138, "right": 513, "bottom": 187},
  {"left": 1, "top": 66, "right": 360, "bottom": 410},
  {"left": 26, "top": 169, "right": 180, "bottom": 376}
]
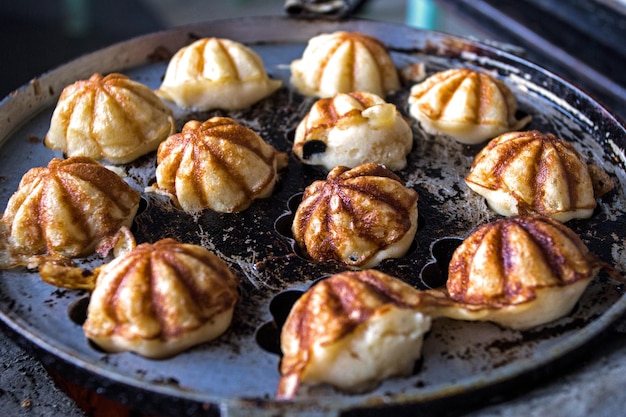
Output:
[
  {"left": 447, "top": 215, "right": 601, "bottom": 307},
  {"left": 291, "top": 163, "right": 418, "bottom": 266}
]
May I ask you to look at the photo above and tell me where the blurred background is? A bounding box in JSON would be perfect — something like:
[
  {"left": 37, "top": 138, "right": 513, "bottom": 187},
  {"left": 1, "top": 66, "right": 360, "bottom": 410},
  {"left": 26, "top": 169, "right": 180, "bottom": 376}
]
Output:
[
  {"left": 0, "top": 0, "right": 624, "bottom": 118},
  {"left": 0, "top": 0, "right": 457, "bottom": 97}
]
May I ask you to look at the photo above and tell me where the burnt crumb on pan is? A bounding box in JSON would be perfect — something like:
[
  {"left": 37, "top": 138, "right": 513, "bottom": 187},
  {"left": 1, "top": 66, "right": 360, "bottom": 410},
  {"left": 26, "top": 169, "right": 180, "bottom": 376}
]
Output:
[
  {"left": 147, "top": 45, "right": 172, "bottom": 63},
  {"left": 30, "top": 79, "right": 41, "bottom": 95},
  {"left": 388, "top": 40, "right": 480, "bottom": 59},
  {"left": 418, "top": 39, "right": 481, "bottom": 58},
  {"left": 27, "top": 134, "right": 40, "bottom": 143},
  {"left": 484, "top": 315, "right": 600, "bottom": 354},
  {"left": 490, "top": 357, "right": 521, "bottom": 369},
  {"left": 49, "top": 289, "right": 73, "bottom": 300},
  {"left": 253, "top": 252, "right": 299, "bottom": 271},
  {"left": 484, "top": 334, "right": 523, "bottom": 355},
  {"left": 455, "top": 346, "right": 477, "bottom": 361},
  {"left": 186, "top": 32, "right": 203, "bottom": 43},
  {"left": 150, "top": 377, "right": 181, "bottom": 387}
]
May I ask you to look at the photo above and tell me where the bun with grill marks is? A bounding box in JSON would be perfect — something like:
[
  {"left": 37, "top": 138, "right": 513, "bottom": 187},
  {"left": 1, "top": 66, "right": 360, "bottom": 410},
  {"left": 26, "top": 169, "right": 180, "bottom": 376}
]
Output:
[
  {"left": 293, "top": 91, "right": 413, "bottom": 170},
  {"left": 83, "top": 238, "right": 239, "bottom": 359},
  {"left": 290, "top": 31, "right": 400, "bottom": 98},
  {"left": 428, "top": 215, "right": 606, "bottom": 330},
  {"left": 465, "top": 130, "right": 613, "bottom": 222},
  {"left": 277, "top": 269, "right": 430, "bottom": 399},
  {"left": 45, "top": 73, "right": 175, "bottom": 164},
  {"left": 292, "top": 163, "right": 418, "bottom": 269},
  {"left": 156, "top": 37, "right": 281, "bottom": 111},
  {"left": 152, "top": 117, "right": 288, "bottom": 213},
  {"left": 0, "top": 156, "right": 140, "bottom": 269},
  {"left": 408, "top": 68, "right": 530, "bottom": 144}
]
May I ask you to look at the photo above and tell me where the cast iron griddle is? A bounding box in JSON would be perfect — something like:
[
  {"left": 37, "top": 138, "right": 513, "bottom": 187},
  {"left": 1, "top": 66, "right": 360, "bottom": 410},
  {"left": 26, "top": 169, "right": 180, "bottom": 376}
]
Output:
[{"left": 0, "top": 16, "right": 625, "bottom": 417}]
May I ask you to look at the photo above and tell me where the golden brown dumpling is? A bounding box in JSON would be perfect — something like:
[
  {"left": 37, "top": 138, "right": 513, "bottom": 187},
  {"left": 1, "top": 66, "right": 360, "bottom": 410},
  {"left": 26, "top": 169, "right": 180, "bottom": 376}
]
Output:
[
  {"left": 277, "top": 269, "right": 430, "bottom": 399},
  {"left": 408, "top": 68, "right": 531, "bottom": 144},
  {"left": 0, "top": 157, "right": 141, "bottom": 269},
  {"left": 45, "top": 73, "right": 175, "bottom": 164},
  {"left": 465, "top": 130, "right": 612, "bottom": 222},
  {"left": 156, "top": 37, "right": 282, "bottom": 110},
  {"left": 290, "top": 31, "right": 400, "bottom": 98},
  {"left": 83, "top": 238, "right": 239, "bottom": 359},
  {"left": 292, "top": 163, "right": 418, "bottom": 268},
  {"left": 151, "top": 117, "right": 288, "bottom": 213},
  {"left": 293, "top": 91, "right": 413, "bottom": 170},
  {"left": 430, "top": 216, "right": 604, "bottom": 330}
]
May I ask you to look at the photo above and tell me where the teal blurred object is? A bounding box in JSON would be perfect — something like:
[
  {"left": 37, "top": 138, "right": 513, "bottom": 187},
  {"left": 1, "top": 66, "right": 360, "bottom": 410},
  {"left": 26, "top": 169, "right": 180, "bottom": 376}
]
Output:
[
  {"left": 406, "top": 0, "right": 439, "bottom": 29},
  {"left": 63, "top": 0, "right": 90, "bottom": 37}
]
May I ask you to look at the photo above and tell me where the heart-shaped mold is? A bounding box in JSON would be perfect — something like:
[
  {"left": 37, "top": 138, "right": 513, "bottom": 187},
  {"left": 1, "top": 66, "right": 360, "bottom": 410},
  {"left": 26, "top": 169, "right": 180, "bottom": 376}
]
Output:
[
  {"left": 419, "top": 237, "right": 463, "bottom": 289},
  {"left": 255, "top": 290, "right": 304, "bottom": 355}
]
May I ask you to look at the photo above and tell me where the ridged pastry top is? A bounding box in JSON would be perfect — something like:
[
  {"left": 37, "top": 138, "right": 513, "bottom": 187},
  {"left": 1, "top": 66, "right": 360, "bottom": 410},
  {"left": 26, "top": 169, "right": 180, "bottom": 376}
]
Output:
[
  {"left": 0, "top": 157, "right": 141, "bottom": 268},
  {"left": 290, "top": 31, "right": 400, "bottom": 97},
  {"left": 408, "top": 68, "right": 531, "bottom": 144},
  {"left": 83, "top": 238, "right": 239, "bottom": 358},
  {"left": 278, "top": 269, "right": 427, "bottom": 398},
  {"left": 153, "top": 117, "right": 288, "bottom": 213},
  {"left": 465, "top": 130, "right": 606, "bottom": 222},
  {"left": 293, "top": 91, "right": 413, "bottom": 170},
  {"left": 156, "top": 37, "right": 282, "bottom": 110},
  {"left": 281, "top": 270, "right": 422, "bottom": 351},
  {"left": 292, "top": 163, "right": 418, "bottom": 268},
  {"left": 45, "top": 73, "right": 175, "bottom": 164},
  {"left": 447, "top": 215, "right": 600, "bottom": 307}
]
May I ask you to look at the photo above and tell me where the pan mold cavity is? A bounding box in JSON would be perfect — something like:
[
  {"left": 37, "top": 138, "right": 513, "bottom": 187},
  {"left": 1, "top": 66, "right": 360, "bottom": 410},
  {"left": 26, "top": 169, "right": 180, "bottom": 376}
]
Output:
[
  {"left": 301, "top": 139, "right": 327, "bottom": 160},
  {"left": 130, "top": 197, "right": 149, "bottom": 232},
  {"left": 419, "top": 237, "right": 463, "bottom": 289},
  {"left": 68, "top": 296, "right": 90, "bottom": 326},
  {"left": 273, "top": 193, "right": 306, "bottom": 259},
  {"left": 67, "top": 295, "right": 110, "bottom": 353},
  {"left": 255, "top": 290, "right": 304, "bottom": 355}
]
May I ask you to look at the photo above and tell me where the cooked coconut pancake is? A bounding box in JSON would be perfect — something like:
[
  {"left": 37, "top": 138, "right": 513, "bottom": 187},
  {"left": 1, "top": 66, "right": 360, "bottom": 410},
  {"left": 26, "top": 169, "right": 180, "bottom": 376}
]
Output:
[
  {"left": 429, "top": 215, "right": 606, "bottom": 330},
  {"left": 290, "top": 31, "right": 400, "bottom": 98},
  {"left": 292, "top": 163, "right": 418, "bottom": 268},
  {"left": 151, "top": 116, "right": 288, "bottom": 213},
  {"left": 156, "top": 37, "right": 282, "bottom": 111},
  {"left": 408, "top": 68, "right": 531, "bottom": 144},
  {"left": 45, "top": 73, "right": 175, "bottom": 164},
  {"left": 465, "top": 130, "right": 613, "bottom": 222},
  {"left": 0, "top": 157, "right": 141, "bottom": 269},
  {"left": 83, "top": 238, "right": 239, "bottom": 359},
  {"left": 277, "top": 269, "right": 431, "bottom": 399},
  {"left": 293, "top": 91, "right": 413, "bottom": 170}
]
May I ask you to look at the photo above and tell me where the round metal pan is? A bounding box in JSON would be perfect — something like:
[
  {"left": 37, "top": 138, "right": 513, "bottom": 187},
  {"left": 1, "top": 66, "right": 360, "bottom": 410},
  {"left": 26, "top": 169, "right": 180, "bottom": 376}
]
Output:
[{"left": 0, "top": 16, "right": 625, "bottom": 417}]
